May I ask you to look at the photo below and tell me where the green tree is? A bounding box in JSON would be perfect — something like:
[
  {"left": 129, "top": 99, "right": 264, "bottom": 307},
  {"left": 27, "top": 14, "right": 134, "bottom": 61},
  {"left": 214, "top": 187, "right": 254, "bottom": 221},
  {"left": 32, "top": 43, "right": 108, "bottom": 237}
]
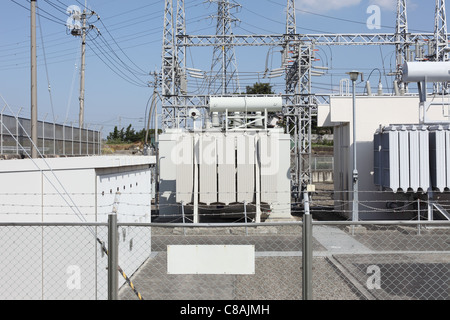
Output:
[
  {"left": 107, "top": 126, "right": 120, "bottom": 141},
  {"left": 246, "top": 82, "right": 274, "bottom": 94},
  {"left": 106, "top": 125, "right": 163, "bottom": 144},
  {"left": 124, "top": 124, "right": 137, "bottom": 142}
]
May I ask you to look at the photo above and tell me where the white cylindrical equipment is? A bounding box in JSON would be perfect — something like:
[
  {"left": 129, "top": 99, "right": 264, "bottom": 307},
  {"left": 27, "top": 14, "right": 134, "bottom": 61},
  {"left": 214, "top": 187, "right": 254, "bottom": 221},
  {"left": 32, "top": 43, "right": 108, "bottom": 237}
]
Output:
[
  {"left": 366, "top": 80, "right": 372, "bottom": 96},
  {"left": 211, "top": 112, "right": 221, "bottom": 127},
  {"left": 209, "top": 96, "right": 283, "bottom": 112},
  {"left": 402, "top": 62, "right": 450, "bottom": 83}
]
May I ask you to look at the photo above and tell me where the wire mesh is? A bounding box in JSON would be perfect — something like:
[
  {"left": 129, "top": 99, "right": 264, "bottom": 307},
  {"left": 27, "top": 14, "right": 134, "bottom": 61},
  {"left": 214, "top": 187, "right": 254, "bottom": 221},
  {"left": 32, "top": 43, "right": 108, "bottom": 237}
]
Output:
[
  {"left": 118, "top": 224, "right": 303, "bottom": 300},
  {"left": 0, "top": 198, "right": 449, "bottom": 300},
  {"left": 311, "top": 222, "right": 450, "bottom": 300}
]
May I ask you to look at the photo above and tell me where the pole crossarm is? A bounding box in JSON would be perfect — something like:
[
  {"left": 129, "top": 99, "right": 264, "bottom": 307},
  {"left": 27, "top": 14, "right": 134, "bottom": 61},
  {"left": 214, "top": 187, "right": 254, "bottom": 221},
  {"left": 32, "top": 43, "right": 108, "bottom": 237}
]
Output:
[{"left": 178, "top": 33, "right": 436, "bottom": 47}]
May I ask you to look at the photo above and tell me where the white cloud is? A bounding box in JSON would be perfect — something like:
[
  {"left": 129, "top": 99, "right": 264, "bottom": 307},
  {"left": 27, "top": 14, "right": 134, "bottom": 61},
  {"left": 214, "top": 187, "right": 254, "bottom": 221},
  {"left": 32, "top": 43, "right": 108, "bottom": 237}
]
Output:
[{"left": 296, "top": 0, "right": 362, "bottom": 12}]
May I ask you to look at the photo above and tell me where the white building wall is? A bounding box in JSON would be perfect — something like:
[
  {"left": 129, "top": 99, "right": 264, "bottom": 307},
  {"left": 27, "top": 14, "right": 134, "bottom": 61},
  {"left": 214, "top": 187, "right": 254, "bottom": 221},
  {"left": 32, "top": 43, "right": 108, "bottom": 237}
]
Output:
[
  {"left": 318, "top": 96, "right": 450, "bottom": 219},
  {"left": 0, "top": 156, "right": 155, "bottom": 300}
]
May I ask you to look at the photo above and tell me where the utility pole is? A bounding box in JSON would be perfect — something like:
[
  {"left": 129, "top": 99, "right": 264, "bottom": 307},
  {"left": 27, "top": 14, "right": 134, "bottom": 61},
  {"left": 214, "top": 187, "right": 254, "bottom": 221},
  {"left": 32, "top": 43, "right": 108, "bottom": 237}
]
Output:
[
  {"left": 68, "top": 5, "right": 98, "bottom": 130},
  {"left": 31, "top": 0, "right": 38, "bottom": 158},
  {"left": 79, "top": 9, "right": 87, "bottom": 129}
]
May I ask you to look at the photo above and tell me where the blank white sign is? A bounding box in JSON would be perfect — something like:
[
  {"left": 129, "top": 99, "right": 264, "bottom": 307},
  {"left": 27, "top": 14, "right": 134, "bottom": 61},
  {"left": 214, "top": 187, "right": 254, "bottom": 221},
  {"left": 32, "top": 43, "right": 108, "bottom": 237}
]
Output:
[{"left": 167, "top": 245, "right": 255, "bottom": 275}]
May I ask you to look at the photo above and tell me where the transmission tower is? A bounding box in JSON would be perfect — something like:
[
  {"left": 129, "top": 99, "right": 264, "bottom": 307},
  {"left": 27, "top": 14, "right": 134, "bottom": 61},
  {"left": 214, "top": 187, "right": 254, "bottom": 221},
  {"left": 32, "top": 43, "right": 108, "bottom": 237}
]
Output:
[
  {"left": 161, "top": 0, "right": 176, "bottom": 129},
  {"left": 160, "top": 0, "right": 438, "bottom": 189},
  {"left": 283, "top": 0, "right": 314, "bottom": 190},
  {"left": 176, "top": 0, "right": 187, "bottom": 95},
  {"left": 208, "top": 0, "right": 241, "bottom": 94},
  {"left": 395, "top": 0, "right": 409, "bottom": 88},
  {"left": 434, "top": 0, "right": 449, "bottom": 62},
  {"left": 286, "top": 0, "right": 296, "bottom": 35}
]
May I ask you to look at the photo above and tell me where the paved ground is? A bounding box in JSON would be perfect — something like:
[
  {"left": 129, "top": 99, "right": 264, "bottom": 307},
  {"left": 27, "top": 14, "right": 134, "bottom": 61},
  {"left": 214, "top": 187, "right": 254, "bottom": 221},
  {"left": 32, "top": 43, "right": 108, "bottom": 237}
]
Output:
[
  {"left": 118, "top": 223, "right": 450, "bottom": 300},
  {"left": 119, "top": 184, "right": 449, "bottom": 301}
]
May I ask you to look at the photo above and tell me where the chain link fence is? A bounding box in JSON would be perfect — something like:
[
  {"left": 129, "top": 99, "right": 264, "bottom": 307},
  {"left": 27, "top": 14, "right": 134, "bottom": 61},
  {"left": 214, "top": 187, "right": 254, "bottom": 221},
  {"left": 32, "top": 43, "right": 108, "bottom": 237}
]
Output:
[
  {"left": 0, "top": 219, "right": 448, "bottom": 300},
  {"left": 311, "top": 156, "right": 334, "bottom": 171},
  {"left": 0, "top": 113, "right": 102, "bottom": 157}
]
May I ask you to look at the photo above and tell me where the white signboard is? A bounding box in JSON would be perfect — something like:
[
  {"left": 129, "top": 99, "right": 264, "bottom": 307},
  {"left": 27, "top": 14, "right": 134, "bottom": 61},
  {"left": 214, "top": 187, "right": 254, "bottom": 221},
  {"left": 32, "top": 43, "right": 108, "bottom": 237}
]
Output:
[{"left": 167, "top": 245, "right": 255, "bottom": 275}]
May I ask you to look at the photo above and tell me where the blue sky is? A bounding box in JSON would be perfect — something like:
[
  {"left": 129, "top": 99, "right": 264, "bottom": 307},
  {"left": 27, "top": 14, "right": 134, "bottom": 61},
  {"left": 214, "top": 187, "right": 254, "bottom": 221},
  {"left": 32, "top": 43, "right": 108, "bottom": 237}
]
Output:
[{"left": 0, "top": 0, "right": 440, "bottom": 136}]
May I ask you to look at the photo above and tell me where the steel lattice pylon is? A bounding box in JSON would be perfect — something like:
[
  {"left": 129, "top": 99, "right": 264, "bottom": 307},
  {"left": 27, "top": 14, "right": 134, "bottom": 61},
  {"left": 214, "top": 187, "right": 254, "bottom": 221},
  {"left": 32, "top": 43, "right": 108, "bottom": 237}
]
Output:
[
  {"left": 208, "top": 0, "right": 241, "bottom": 95},
  {"left": 395, "top": 0, "right": 409, "bottom": 87},
  {"left": 435, "top": 0, "right": 449, "bottom": 62},
  {"left": 160, "top": 0, "right": 447, "bottom": 190}
]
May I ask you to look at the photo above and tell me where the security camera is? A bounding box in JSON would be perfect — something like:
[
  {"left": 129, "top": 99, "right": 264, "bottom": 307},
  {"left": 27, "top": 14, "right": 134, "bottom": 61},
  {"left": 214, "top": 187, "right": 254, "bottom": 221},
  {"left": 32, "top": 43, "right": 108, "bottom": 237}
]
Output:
[{"left": 189, "top": 108, "right": 200, "bottom": 120}]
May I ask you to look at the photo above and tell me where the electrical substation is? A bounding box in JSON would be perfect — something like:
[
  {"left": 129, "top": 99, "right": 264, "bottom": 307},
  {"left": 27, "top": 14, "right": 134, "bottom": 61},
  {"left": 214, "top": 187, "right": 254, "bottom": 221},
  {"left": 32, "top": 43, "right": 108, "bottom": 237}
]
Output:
[
  {"left": 153, "top": 0, "right": 450, "bottom": 222},
  {"left": 2, "top": 0, "right": 450, "bottom": 302}
]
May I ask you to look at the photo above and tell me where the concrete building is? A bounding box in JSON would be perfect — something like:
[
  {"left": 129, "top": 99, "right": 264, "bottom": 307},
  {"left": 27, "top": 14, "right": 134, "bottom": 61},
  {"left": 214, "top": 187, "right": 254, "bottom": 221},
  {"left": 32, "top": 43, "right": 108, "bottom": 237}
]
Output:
[
  {"left": 318, "top": 95, "right": 450, "bottom": 220},
  {"left": 0, "top": 155, "right": 155, "bottom": 299}
]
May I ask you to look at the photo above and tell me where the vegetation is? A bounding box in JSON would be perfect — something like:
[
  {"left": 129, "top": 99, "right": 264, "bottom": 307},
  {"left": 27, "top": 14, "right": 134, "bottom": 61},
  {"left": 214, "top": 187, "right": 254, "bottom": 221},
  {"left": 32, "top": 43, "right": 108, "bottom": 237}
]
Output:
[
  {"left": 245, "top": 82, "right": 274, "bottom": 94},
  {"left": 106, "top": 124, "right": 161, "bottom": 144}
]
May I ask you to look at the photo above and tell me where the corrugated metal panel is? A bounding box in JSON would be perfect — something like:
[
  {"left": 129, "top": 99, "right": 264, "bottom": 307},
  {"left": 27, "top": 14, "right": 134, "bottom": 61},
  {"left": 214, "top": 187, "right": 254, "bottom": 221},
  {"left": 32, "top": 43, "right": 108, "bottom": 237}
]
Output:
[
  {"left": 259, "top": 134, "right": 278, "bottom": 203},
  {"left": 236, "top": 135, "right": 255, "bottom": 203},
  {"left": 199, "top": 135, "right": 217, "bottom": 205},
  {"left": 398, "top": 126, "right": 410, "bottom": 191},
  {"left": 381, "top": 126, "right": 399, "bottom": 192},
  {"left": 176, "top": 135, "right": 194, "bottom": 203},
  {"left": 418, "top": 125, "right": 430, "bottom": 192},
  {"left": 217, "top": 135, "right": 236, "bottom": 204},
  {"left": 429, "top": 125, "right": 446, "bottom": 192},
  {"left": 157, "top": 133, "right": 178, "bottom": 216},
  {"left": 375, "top": 125, "right": 436, "bottom": 193},
  {"left": 446, "top": 126, "right": 450, "bottom": 191},
  {"left": 373, "top": 129, "right": 382, "bottom": 187},
  {"left": 274, "top": 134, "right": 292, "bottom": 217},
  {"left": 407, "top": 125, "right": 420, "bottom": 192}
]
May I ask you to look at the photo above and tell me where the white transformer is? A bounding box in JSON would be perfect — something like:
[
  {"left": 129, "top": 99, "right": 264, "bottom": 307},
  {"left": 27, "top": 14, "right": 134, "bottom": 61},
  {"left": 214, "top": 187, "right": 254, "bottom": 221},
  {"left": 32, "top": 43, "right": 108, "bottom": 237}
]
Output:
[{"left": 158, "top": 96, "right": 292, "bottom": 222}]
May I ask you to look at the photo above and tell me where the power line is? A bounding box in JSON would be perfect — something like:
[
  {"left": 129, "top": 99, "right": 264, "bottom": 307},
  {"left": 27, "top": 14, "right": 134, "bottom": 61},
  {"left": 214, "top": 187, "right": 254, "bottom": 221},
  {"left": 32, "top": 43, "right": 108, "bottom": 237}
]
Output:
[
  {"left": 97, "top": 18, "right": 149, "bottom": 76},
  {"left": 93, "top": 33, "right": 149, "bottom": 83},
  {"left": 86, "top": 34, "right": 149, "bottom": 88},
  {"left": 9, "top": 0, "right": 67, "bottom": 26}
]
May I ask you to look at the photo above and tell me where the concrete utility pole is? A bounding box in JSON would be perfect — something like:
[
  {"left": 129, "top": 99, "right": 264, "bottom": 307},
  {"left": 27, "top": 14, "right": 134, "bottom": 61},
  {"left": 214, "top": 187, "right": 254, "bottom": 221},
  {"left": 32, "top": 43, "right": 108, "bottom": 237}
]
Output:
[
  {"left": 69, "top": 6, "right": 98, "bottom": 130},
  {"left": 31, "top": 0, "right": 38, "bottom": 158},
  {"left": 79, "top": 9, "right": 87, "bottom": 129}
]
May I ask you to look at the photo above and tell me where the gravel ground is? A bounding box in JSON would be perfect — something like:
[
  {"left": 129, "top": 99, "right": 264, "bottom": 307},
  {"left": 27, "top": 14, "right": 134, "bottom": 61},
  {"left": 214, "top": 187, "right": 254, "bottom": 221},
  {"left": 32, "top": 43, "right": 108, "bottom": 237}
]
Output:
[
  {"left": 119, "top": 225, "right": 361, "bottom": 301},
  {"left": 119, "top": 253, "right": 361, "bottom": 300},
  {"left": 118, "top": 222, "right": 450, "bottom": 301}
]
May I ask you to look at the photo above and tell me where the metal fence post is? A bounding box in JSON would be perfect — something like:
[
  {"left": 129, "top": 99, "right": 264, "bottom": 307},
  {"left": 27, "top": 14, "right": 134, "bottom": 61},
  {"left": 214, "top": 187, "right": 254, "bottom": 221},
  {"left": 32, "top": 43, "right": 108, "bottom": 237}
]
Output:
[
  {"left": 417, "top": 198, "right": 421, "bottom": 235},
  {"left": 0, "top": 106, "right": 5, "bottom": 154},
  {"left": 181, "top": 201, "right": 186, "bottom": 236},
  {"left": 244, "top": 200, "right": 248, "bottom": 236},
  {"left": 302, "top": 191, "right": 313, "bottom": 300},
  {"left": 108, "top": 194, "right": 120, "bottom": 300},
  {"left": 42, "top": 114, "right": 47, "bottom": 155},
  {"left": 15, "top": 108, "right": 22, "bottom": 154}
]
